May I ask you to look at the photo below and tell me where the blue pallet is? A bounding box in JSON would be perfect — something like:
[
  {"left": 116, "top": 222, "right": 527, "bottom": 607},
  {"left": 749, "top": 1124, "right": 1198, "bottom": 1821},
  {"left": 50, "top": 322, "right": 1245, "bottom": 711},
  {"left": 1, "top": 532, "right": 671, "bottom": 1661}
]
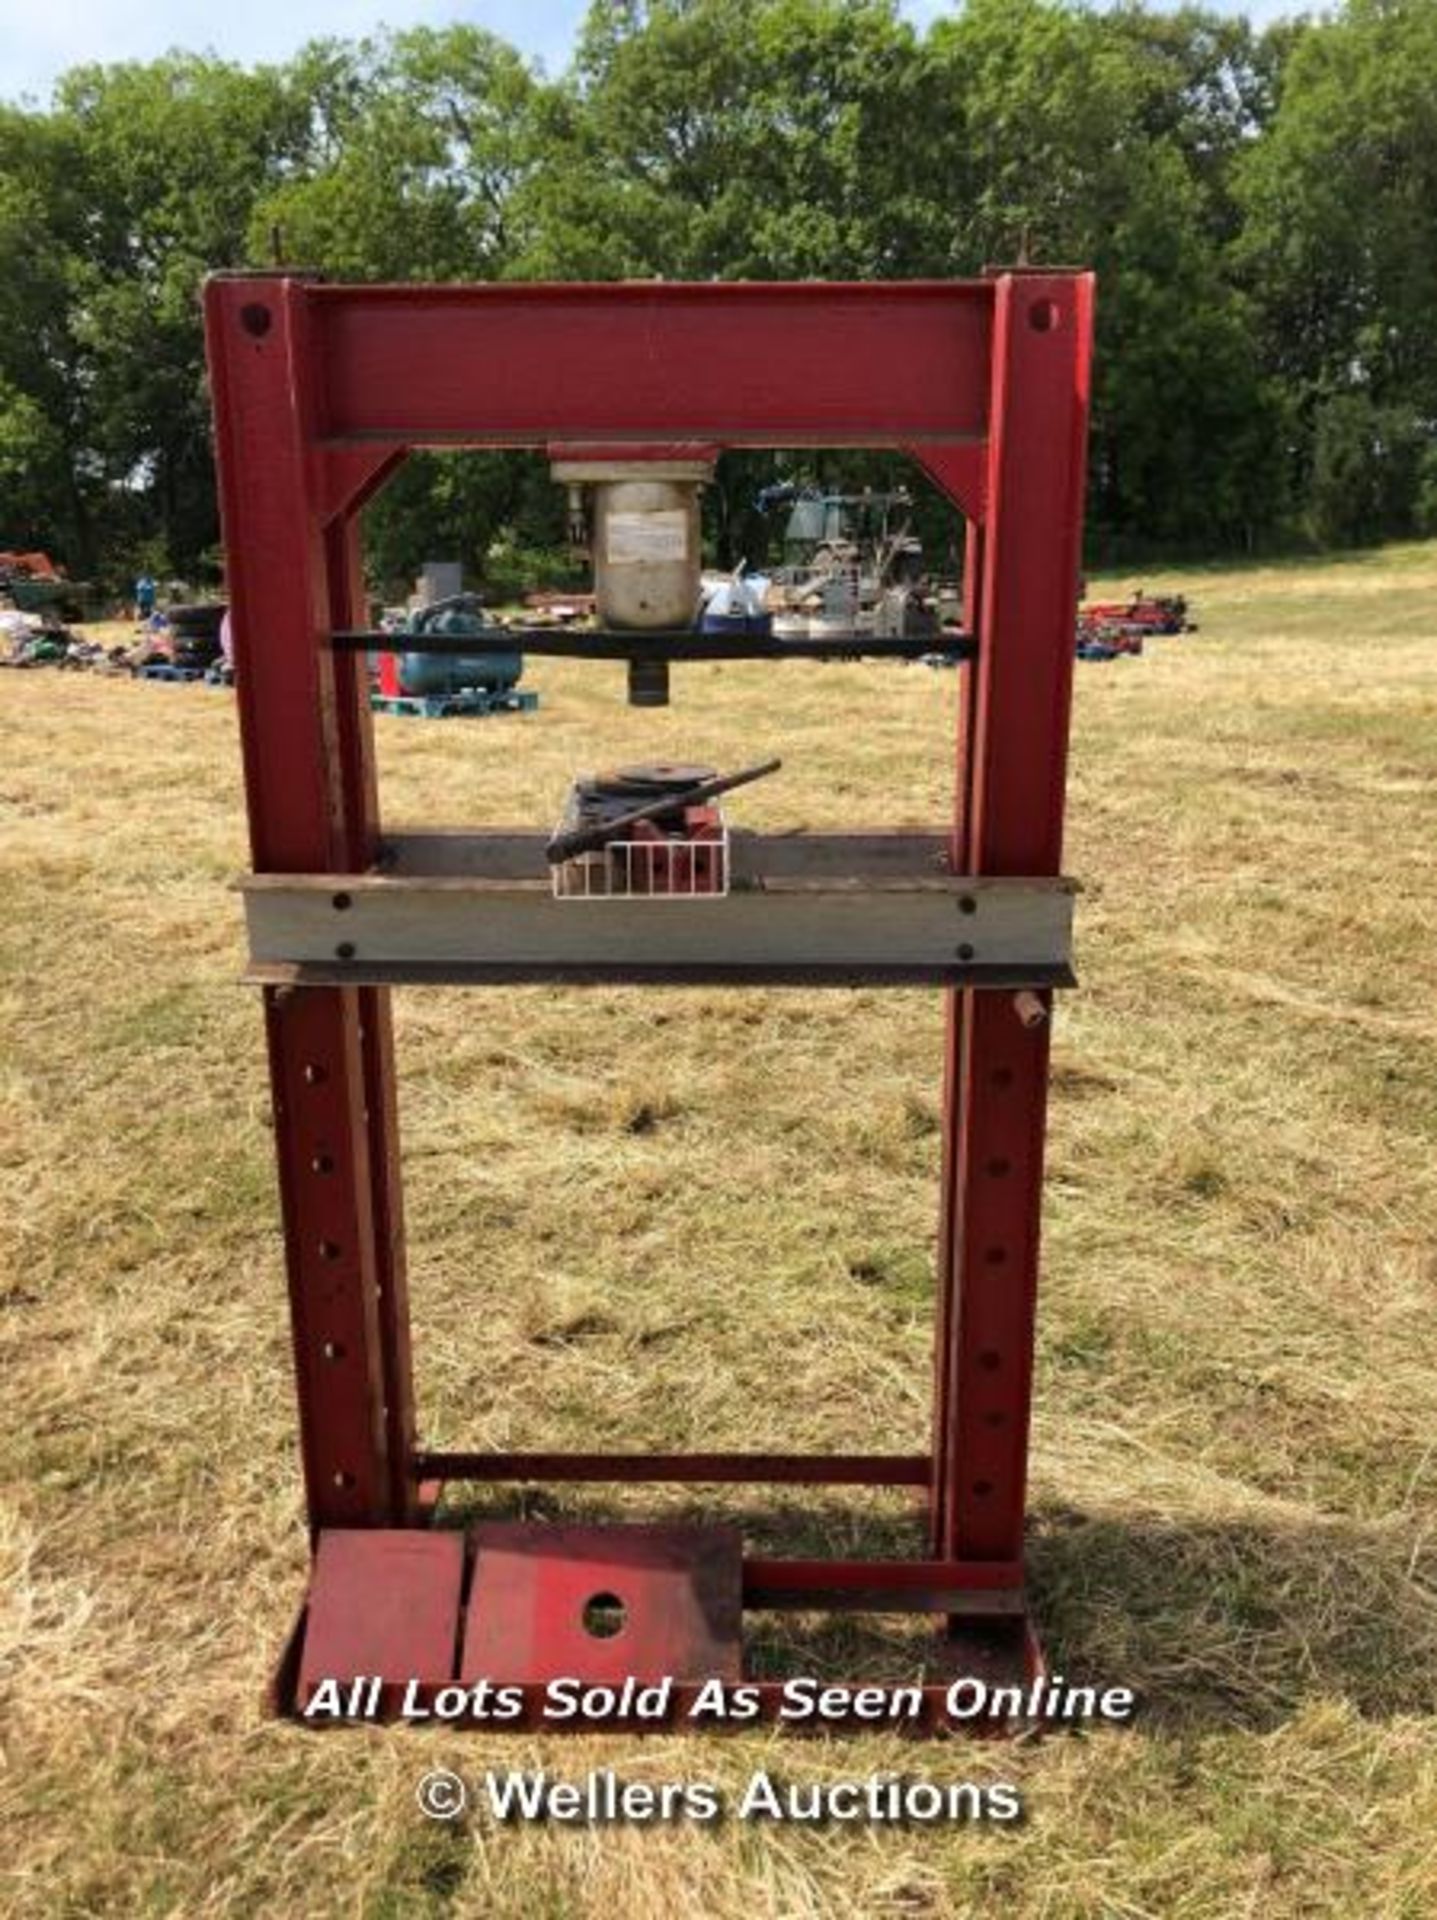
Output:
[{"left": 369, "top": 687, "right": 539, "bottom": 719}]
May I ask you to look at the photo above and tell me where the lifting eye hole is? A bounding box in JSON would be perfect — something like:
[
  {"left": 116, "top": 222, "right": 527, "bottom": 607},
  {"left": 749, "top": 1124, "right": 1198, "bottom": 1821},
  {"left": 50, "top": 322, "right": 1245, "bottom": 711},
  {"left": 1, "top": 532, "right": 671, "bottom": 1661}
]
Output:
[
  {"left": 240, "top": 303, "right": 272, "bottom": 337},
  {"left": 1029, "top": 298, "right": 1060, "bottom": 333},
  {"left": 581, "top": 1592, "right": 626, "bottom": 1639}
]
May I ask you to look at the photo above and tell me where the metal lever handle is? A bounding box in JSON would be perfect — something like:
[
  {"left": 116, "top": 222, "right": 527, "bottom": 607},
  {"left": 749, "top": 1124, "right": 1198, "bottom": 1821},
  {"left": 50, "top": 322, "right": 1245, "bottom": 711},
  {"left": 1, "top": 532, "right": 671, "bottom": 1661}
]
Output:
[{"left": 545, "top": 757, "right": 782, "bottom": 866}]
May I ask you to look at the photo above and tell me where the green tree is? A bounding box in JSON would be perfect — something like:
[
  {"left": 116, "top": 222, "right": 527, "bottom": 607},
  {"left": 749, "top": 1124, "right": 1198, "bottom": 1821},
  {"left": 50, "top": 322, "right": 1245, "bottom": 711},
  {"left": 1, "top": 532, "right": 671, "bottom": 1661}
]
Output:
[
  {"left": 1236, "top": 0, "right": 1437, "bottom": 533},
  {"left": 511, "top": 0, "right": 944, "bottom": 278},
  {"left": 0, "top": 107, "right": 100, "bottom": 566},
  {"left": 54, "top": 56, "right": 308, "bottom": 574},
  {"left": 1309, "top": 393, "right": 1426, "bottom": 546},
  {"left": 245, "top": 29, "right": 549, "bottom": 584},
  {"left": 926, "top": 0, "right": 1286, "bottom": 547},
  {"left": 360, "top": 452, "right": 574, "bottom": 599},
  {"left": 2, "top": 0, "right": 1432, "bottom": 578},
  {"left": 251, "top": 29, "right": 541, "bottom": 279}
]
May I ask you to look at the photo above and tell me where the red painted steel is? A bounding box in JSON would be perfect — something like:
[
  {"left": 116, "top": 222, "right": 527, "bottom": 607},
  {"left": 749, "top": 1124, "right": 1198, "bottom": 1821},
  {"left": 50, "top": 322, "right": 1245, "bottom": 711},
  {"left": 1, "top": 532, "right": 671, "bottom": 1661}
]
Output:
[
  {"left": 202, "top": 270, "right": 1093, "bottom": 1706},
  {"left": 298, "top": 1528, "right": 464, "bottom": 1705},
  {"left": 323, "top": 514, "right": 418, "bottom": 1524},
  {"left": 317, "top": 445, "right": 407, "bottom": 526},
  {"left": 932, "top": 275, "right": 1095, "bottom": 1562},
  {"left": 411, "top": 1450, "right": 931, "bottom": 1486},
  {"left": 206, "top": 278, "right": 408, "bottom": 1528},
  {"left": 460, "top": 1524, "right": 743, "bottom": 1684},
  {"left": 744, "top": 1557, "right": 1023, "bottom": 1595},
  {"left": 743, "top": 1558, "right": 1024, "bottom": 1613},
  {"left": 304, "top": 280, "right": 993, "bottom": 447}
]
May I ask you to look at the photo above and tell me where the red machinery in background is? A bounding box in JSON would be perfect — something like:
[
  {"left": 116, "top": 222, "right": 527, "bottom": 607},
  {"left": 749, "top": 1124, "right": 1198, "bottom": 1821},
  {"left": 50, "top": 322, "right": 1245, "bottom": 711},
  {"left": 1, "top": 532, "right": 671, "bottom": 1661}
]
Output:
[{"left": 204, "top": 272, "right": 1093, "bottom": 1728}]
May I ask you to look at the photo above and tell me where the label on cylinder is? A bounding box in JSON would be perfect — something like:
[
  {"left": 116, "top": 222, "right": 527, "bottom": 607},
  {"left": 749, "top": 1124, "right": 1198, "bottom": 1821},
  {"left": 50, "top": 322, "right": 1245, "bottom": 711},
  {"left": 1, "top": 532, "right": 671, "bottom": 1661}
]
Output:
[{"left": 606, "top": 510, "right": 689, "bottom": 564}]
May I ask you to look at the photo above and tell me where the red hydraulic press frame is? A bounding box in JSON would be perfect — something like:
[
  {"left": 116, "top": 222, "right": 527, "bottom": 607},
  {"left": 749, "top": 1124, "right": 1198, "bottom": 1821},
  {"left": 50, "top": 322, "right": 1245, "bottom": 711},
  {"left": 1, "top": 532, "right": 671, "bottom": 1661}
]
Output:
[{"left": 204, "top": 272, "right": 1093, "bottom": 1724}]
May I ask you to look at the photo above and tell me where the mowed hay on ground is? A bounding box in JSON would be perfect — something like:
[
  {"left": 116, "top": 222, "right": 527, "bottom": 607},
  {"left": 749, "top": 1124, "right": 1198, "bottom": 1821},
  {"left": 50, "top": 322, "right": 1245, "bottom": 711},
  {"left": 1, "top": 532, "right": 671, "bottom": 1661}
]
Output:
[{"left": 1, "top": 545, "right": 1436, "bottom": 1917}]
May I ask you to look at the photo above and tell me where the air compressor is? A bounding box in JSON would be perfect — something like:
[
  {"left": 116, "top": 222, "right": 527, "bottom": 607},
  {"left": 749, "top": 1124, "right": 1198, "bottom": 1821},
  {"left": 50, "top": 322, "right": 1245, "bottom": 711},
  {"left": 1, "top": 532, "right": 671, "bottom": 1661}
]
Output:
[{"left": 373, "top": 594, "right": 535, "bottom": 716}]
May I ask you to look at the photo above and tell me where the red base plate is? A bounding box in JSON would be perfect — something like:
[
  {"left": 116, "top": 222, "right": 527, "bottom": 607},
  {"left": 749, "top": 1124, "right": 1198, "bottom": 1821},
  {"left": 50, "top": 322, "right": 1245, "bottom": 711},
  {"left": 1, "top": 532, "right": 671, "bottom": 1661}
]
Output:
[
  {"left": 297, "top": 1528, "right": 464, "bottom": 1711},
  {"left": 284, "top": 1522, "right": 1042, "bottom": 1731},
  {"left": 461, "top": 1521, "right": 742, "bottom": 1683}
]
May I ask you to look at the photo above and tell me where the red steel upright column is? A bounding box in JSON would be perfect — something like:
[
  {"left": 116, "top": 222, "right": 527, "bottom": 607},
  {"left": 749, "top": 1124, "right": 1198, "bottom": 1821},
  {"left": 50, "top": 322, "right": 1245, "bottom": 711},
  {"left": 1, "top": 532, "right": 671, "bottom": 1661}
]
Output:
[
  {"left": 205, "top": 278, "right": 415, "bottom": 1528},
  {"left": 932, "top": 274, "right": 1094, "bottom": 1565},
  {"left": 204, "top": 272, "right": 1095, "bottom": 1697},
  {"left": 323, "top": 504, "right": 419, "bottom": 1524}
]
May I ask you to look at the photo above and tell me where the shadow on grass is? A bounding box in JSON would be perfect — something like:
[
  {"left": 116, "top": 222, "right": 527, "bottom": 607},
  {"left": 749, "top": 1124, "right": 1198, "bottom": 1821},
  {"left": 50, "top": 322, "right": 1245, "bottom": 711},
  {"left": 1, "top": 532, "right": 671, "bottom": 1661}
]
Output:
[
  {"left": 432, "top": 1485, "right": 1436, "bottom": 1731},
  {"left": 1027, "top": 1503, "right": 1437, "bottom": 1732}
]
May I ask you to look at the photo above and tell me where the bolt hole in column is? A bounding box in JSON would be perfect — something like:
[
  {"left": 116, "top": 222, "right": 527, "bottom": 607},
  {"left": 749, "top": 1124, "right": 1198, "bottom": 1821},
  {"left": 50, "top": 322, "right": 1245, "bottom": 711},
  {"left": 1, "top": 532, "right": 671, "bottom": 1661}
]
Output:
[
  {"left": 332, "top": 891, "right": 352, "bottom": 911},
  {"left": 956, "top": 942, "right": 976, "bottom": 962},
  {"left": 332, "top": 1470, "right": 355, "bottom": 1490},
  {"left": 958, "top": 894, "right": 978, "bottom": 916},
  {"left": 322, "top": 1341, "right": 345, "bottom": 1362},
  {"left": 335, "top": 942, "right": 356, "bottom": 960},
  {"left": 582, "top": 1592, "right": 627, "bottom": 1639},
  {"left": 318, "top": 1239, "right": 342, "bottom": 1261},
  {"left": 311, "top": 1153, "right": 334, "bottom": 1174},
  {"left": 239, "top": 302, "right": 272, "bottom": 337},
  {"left": 987, "top": 1157, "right": 1011, "bottom": 1178},
  {"left": 984, "top": 1245, "right": 1007, "bottom": 1266},
  {"left": 979, "top": 1348, "right": 1002, "bottom": 1371},
  {"left": 983, "top": 1410, "right": 1006, "bottom": 1429},
  {"left": 1028, "top": 298, "right": 1060, "bottom": 333},
  {"left": 303, "top": 1063, "right": 328, "bottom": 1085},
  {"left": 991, "top": 1067, "right": 1014, "bottom": 1089},
  {"left": 972, "top": 1479, "right": 994, "bottom": 1497}
]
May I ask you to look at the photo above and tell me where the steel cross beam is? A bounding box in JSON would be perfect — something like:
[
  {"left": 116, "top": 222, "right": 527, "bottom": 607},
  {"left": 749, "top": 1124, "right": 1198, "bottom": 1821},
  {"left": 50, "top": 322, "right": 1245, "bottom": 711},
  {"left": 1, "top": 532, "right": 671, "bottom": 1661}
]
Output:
[{"left": 203, "top": 272, "right": 1093, "bottom": 1698}]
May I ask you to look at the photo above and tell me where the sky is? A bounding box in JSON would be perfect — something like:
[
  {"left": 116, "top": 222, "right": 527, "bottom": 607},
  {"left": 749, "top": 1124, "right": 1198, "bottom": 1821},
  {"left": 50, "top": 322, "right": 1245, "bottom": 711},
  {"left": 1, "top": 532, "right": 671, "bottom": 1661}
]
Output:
[{"left": 0, "top": 0, "right": 1304, "bottom": 108}]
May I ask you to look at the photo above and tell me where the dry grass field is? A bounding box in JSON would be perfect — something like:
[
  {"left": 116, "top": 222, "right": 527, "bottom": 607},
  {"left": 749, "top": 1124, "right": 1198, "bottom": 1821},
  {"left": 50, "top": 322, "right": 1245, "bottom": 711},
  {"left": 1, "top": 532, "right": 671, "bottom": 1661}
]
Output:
[{"left": 2, "top": 543, "right": 1436, "bottom": 1916}]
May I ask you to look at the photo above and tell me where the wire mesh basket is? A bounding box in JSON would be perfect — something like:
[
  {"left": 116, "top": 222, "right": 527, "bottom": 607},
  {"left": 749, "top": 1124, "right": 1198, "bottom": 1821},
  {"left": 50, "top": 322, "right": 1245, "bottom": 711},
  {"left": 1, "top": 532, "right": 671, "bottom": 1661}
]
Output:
[{"left": 551, "top": 810, "right": 730, "bottom": 899}]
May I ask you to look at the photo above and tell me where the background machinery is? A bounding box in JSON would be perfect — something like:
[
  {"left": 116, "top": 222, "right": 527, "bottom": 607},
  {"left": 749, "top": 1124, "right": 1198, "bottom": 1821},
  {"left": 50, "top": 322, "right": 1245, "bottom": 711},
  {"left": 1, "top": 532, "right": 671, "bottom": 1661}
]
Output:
[
  {"left": 757, "top": 481, "right": 945, "bottom": 640},
  {"left": 372, "top": 593, "right": 535, "bottom": 717}
]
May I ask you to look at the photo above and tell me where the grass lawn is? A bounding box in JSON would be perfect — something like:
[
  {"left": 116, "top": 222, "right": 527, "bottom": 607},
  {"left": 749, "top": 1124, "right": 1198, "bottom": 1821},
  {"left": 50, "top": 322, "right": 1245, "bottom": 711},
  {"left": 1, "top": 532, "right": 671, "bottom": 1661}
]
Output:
[{"left": 1, "top": 543, "right": 1435, "bottom": 1916}]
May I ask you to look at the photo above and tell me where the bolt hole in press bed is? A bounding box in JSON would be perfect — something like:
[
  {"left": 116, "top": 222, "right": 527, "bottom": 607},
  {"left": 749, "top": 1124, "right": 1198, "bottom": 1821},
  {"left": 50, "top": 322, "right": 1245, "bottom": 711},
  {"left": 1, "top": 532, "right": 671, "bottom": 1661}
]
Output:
[
  {"left": 206, "top": 271, "right": 1094, "bottom": 1727},
  {"left": 582, "top": 1593, "right": 628, "bottom": 1640}
]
